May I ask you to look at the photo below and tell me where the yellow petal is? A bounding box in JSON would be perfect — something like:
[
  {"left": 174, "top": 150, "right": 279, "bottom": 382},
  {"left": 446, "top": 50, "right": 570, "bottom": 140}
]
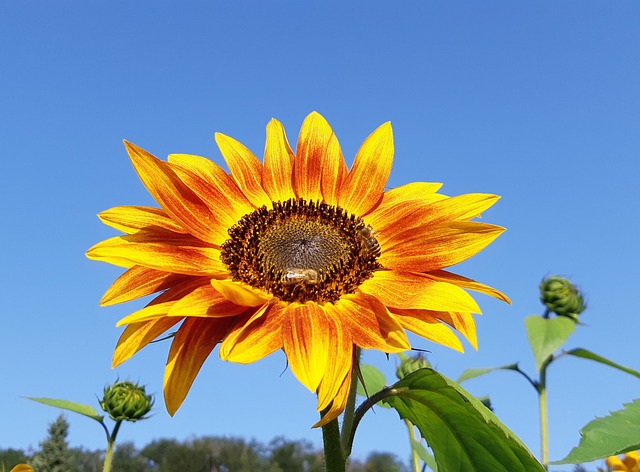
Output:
[
  {"left": 168, "top": 284, "right": 247, "bottom": 318},
  {"left": 100, "top": 266, "right": 190, "bottom": 306},
  {"left": 164, "top": 317, "right": 232, "bottom": 415},
  {"left": 98, "top": 206, "right": 187, "bottom": 235},
  {"left": 295, "top": 111, "right": 332, "bottom": 202},
  {"left": 316, "top": 316, "right": 353, "bottom": 411},
  {"left": 313, "top": 372, "right": 351, "bottom": 428},
  {"left": 210, "top": 279, "right": 271, "bottom": 307},
  {"left": 219, "top": 303, "right": 284, "bottom": 363},
  {"left": 113, "top": 318, "right": 182, "bottom": 368},
  {"left": 214, "top": 132, "right": 272, "bottom": 208},
  {"left": 379, "top": 222, "right": 505, "bottom": 272},
  {"left": 427, "top": 270, "right": 511, "bottom": 304},
  {"left": 282, "top": 303, "right": 330, "bottom": 392},
  {"left": 390, "top": 309, "right": 464, "bottom": 353},
  {"left": 337, "top": 122, "right": 393, "bottom": 216},
  {"left": 10, "top": 465, "right": 34, "bottom": 472},
  {"left": 320, "top": 132, "right": 348, "bottom": 206},
  {"left": 124, "top": 141, "right": 221, "bottom": 244},
  {"left": 262, "top": 119, "right": 296, "bottom": 202},
  {"left": 360, "top": 271, "right": 481, "bottom": 313}
]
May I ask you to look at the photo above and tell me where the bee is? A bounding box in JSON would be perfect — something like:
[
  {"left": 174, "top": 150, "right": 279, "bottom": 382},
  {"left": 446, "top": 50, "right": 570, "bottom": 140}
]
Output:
[
  {"left": 282, "top": 268, "right": 319, "bottom": 285},
  {"left": 356, "top": 222, "right": 381, "bottom": 257}
]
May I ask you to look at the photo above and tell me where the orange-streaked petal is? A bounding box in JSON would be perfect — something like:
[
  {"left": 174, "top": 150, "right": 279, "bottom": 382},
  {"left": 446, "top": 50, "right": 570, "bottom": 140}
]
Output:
[
  {"left": 113, "top": 317, "right": 182, "bottom": 368},
  {"left": 380, "top": 182, "right": 444, "bottom": 205},
  {"left": 100, "top": 266, "right": 191, "bottom": 306},
  {"left": 392, "top": 307, "right": 478, "bottom": 350},
  {"left": 164, "top": 317, "right": 233, "bottom": 415},
  {"left": 87, "top": 234, "right": 226, "bottom": 276},
  {"left": 219, "top": 303, "right": 285, "bottom": 363},
  {"left": 124, "top": 141, "right": 220, "bottom": 244},
  {"left": 337, "top": 122, "right": 393, "bottom": 216},
  {"left": 372, "top": 193, "right": 500, "bottom": 244},
  {"left": 294, "top": 112, "right": 331, "bottom": 202},
  {"left": 327, "top": 294, "right": 409, "bottom": 352},
  {"left": 282, "top": 303, "right": 331, "bottom": 392},
  {"left": 98, "top": 206, "right": 187, "bottom": 235},
  {"left": 360, "top": 270, "right": 481, "bottom": 313},
  {"left": 321, "top": 132, "right": 348, "bottom": 205},
  {"left": 390, "top": 309, "right": 464, "bottom": 353},
  {"left": 214, "top": 132, "right": 272, "bottom": 208},
  {"left": 316, "top": 320, "right": 353, "bottom": 411},
  {"left": 379, "top": 222, "right": 505, "bottom": 272},
  {"left": 116, "top": 301, "right": 175, "bottom": 326},
  {"left": 168, "top": 153, "right": 255, "bottom": 219},
  {"left": 262, "top": 119, "right": 295, "bottom": 202},
  {"left": 168, "top": 284, "right": 248, "bottom": 318},
  {"left": 210, "top": 279, "right": 271, "bottom": 307},
  {"left": 313, "top": 372, "right": 351, "bottom": 428},
  {"left": 427, "top": 270, "right": 511, "bottom": 304}
]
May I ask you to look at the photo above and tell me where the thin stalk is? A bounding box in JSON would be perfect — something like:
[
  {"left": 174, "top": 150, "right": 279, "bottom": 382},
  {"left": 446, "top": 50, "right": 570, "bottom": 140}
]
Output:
[
  {"left": 102, "top": 420, "right": 123, "bottom": 472},
  {"left": 321, "top": 415, "right": 345, "bottom": 472},
  {"left": 404, "top": 419, "right": 421, "bottom": 472},
  {"left": 538, "top": 363, "right": 549, "bottom": 471}
]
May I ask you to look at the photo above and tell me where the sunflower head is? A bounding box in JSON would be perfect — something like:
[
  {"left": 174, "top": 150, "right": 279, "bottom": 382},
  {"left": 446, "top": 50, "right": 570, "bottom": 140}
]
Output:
[
  {"left": 540, "top": 275, "right": 585, "bottom": 321},
  {"left": 87, "top": 111, "right": 508, "bottom": 426},
  {"left": 100, "top": 381, "right": 154, "bottom": 422}
]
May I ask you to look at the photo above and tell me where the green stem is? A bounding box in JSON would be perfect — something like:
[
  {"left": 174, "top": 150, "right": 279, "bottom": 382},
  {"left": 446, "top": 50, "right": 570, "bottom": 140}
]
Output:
[
  {"left": 102, "top": 420, "right": 123, "bottom": 472},
  {"left": 321, "top": 415, "right": 345, "bottom": 472},
  {"left": 340, "top": 348, "right": 361, "bottom": 452},
  {"left": 538, "top": 358, "right": 551, "bottom": 471},
  {"left": 404, "top": 419, "right": 421, "bottom": 472}
]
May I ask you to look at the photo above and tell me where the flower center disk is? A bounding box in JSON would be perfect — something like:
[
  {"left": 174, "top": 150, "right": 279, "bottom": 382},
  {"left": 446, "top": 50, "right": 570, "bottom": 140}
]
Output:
[{"left": 220, "top": 198, "right": 382, "bottom": 303}]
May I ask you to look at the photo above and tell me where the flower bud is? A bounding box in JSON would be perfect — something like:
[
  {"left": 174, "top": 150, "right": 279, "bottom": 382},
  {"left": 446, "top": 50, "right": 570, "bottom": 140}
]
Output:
[
  {"left": 540, "top": 276, "right": 586, "bottom": 321},
  {"left": 396, "top": 353, "right": 430, "bottom": 379},
  {"left": 100, "top": 381, "right": 153, "bottom": 422}
]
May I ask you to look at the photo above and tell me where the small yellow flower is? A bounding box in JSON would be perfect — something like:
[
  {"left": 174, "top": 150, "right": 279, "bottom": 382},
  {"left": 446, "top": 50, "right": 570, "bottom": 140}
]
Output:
[
  {"left": 10, "top": 465, "right": 34, "bottom": 472},
  {"left": 87, "top": 112, "right": 509, "bottom": 425},
  {"left": 602, "top": 451, "right": 640, "bottom": 472}
]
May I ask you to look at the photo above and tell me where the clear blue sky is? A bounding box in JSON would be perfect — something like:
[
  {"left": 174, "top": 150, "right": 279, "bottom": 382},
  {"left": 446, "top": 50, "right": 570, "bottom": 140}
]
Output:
[{"left": 1, "top": 2, "right": 639, "bottom": 470}]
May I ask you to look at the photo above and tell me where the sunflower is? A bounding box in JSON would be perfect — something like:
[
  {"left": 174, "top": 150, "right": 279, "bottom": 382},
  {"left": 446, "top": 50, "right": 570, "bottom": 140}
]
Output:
[{"left": 87, "top": 112, "right": 509, "bottom": 426}]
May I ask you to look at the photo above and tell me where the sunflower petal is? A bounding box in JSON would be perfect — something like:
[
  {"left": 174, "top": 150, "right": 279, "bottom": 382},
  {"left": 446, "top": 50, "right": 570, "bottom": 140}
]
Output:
[
  {"left": 164, "top": 317, "right": 232, "bottom": 415},
  {"left": 427, "top": 270, "right": 511, "bottom": 304},
  {"left": 328, "top": 294, "right": 409, "bottom": 352},
  {"left": 282, "top": 303, "right": 330, "bottom": 392},
  {"left": 87, "top": 234, "right": 225, "bottom": 276},
  {"left": 379, "top": 222, "right": 505, "bottom": 272},
  {"left": 295, "top": 112, "right": 332, "bottom": 202},
  {"left": 100, "top": 266, "right": 190, "bottom": 306},
  {"left": 337, "top": 122, "right": 393, "bottom": 216},
  {"left": 219, "top": 304, "right": 284, "bottom": 363},
  {"left": 168, "top": 284, "right": 247, "bottom": 318},
  {"left": 210, "top": 279, "right": 271, "bottom": 307},
  {"left": 112, "top": 317, "right": 182, "bottom": 368},
  {"left": 360, "top": 271, "right": 481, "bottom": 313},
  {"left": 262, "top": 119, "right": 296, "bottom": 202},
  {"left": 316, "top": 317, "right": 353, "bottom": 411},
  {"left": 98, "top": 206, "right": 187, "bottom": 235},
  {"left": 321, "top": 132, "right": 348, "bottom": 206},
  {"left": 214, "top": 132, "right": 272, "bottom": 208},
  {"left": 168, "top": 153, "right": 255, "bottom": 220},
  {"left": 313, "top": 372, "right": 351, "bottom": 428},
  {"left": 124, "top": 141, "right": 220, "bottom": 244},
  {"left": 390, "top": 309, "right": 464, "bottom": 353},
  {"left": 116, "top": 301, "right": 175, "bottom": 326}
]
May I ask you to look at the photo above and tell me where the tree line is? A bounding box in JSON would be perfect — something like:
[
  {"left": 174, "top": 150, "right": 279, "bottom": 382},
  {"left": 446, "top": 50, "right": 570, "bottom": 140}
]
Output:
[{"left": 2, "top": 415, "right": 409, "bottom": 472}]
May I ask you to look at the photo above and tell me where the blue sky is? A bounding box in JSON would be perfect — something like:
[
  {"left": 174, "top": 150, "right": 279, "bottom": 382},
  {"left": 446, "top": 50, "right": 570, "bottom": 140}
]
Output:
[{"left": 1, "top": 1, "right": 639, "bottom": 470}]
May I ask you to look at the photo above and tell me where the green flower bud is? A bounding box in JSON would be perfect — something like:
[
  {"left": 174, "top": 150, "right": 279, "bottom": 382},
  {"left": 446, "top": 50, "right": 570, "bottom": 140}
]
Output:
[
  {"left": 396, "top": 353, "right": 431, "bottom": 379},
  {"left": 540, "top": 276, "right": 586, "bottom": 321},
  {"left": 100, "top": 381, "right": 154, "bottom": 422}
]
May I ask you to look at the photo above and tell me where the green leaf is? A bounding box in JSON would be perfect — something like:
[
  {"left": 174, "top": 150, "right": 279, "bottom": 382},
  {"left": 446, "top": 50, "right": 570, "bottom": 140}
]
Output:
[
  {"left": 411, "top": 439, "right": 438, "bottom": 471},
  {"left": 565, "top": 348, "right": 640, "bottom": 379},
  {"left": 356, "top": 363, "right": 388, "bottom": 399},
  {"left": 457, "top": 364, "right": 519, "bottom": 383},
  {"left": 525, "top": 316, "right": 575, "bottom": 371},
  {"left": 26, "top": 397, "right": 104, "bottom": 422},
  {"left": 383, "top": 368, "right": 544, "bottom": 471},
  {"left": 552, "top": 399, "right": 640, "bottom": 464}
]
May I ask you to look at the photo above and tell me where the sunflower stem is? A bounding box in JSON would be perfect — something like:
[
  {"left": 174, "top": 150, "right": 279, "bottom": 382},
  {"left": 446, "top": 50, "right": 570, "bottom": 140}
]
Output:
[
  {"left": 538, "top": 356, "right": 552, "bottom": 471},
  {"left": 321, "top": 415, "right": 345, "bottom": 472},
  {"left": 340, "top": 347, "right": 361, "bottom": 453},
  {"left": 404, "top": 419, "right": 422, "bottom": 472},
  {"left": 102, "top": 420, "right": 122, "bottom": 472}
]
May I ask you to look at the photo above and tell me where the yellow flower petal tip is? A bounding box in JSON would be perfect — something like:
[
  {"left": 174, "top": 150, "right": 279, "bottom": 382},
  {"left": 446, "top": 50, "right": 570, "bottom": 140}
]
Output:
[{"left": 89, "top": 112, "right": 507, "bottom": 424}]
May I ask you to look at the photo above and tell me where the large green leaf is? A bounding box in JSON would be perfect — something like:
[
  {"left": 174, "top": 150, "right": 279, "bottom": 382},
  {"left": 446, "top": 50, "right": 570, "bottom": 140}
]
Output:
[
  {"left": 383, "top": 368, "right": 544, "bottom": 471},
  {"left": 457, "top": 364, "right": 520, "bottom": 383},
  {"left": 553, "top": 399, "right": 640, "bottom": 464},
  {"left": 565, "top": 348, "right": 640, "bottom": 379},
  {"left": 525, "top": 316, "right": 575, "bottom": 371},
  {"left": 356, "top": 364, "right": 389, "bottom": 408},
  {"left": 26, "top": 397, "right": 104, "bottom": 422}
]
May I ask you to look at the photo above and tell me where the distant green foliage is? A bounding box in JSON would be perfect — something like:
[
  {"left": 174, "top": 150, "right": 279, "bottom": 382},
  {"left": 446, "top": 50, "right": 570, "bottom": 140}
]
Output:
[{"left": 30, "top": 414, "right": 73, "bottom": 472}]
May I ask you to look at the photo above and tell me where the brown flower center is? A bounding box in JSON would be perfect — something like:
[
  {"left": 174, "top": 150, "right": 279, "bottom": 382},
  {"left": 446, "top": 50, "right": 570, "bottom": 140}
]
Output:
[{"left": 220, "top": 198, "right": 381, "bottom": 303}]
